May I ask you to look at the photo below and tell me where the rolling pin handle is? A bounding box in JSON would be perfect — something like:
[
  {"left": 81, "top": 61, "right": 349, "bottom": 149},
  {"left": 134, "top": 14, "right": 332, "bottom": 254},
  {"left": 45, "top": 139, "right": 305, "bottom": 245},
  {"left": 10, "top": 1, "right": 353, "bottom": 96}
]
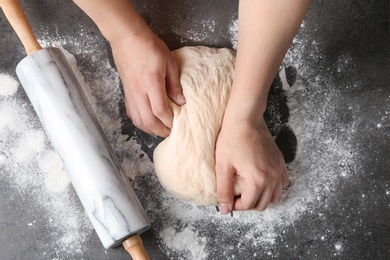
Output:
[
  {"left": 0, "top": 0, "right": 42, "bottom": 55},
  {"left": 123, "top": 234, "right": 150, "bottom": 260}
]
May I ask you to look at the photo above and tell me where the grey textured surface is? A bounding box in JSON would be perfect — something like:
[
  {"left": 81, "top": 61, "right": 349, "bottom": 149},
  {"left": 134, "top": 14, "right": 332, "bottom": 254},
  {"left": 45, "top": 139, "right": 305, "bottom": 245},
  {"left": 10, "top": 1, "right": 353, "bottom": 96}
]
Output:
[{"left": 0, "top": 0, "right": 389, "bottom": 259}]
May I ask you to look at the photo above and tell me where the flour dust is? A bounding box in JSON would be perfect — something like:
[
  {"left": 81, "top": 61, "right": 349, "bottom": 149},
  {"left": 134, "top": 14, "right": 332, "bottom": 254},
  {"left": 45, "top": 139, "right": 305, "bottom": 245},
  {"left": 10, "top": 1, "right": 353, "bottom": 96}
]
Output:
[
  {"left": 138, "top": 19, "right": 361, "bottom": 259},
  {"left": 0, "top": 74, "right": 92, "bottom": 257},
  {"left": 1, "top": 19, "right": 361, "bottom": 259}
]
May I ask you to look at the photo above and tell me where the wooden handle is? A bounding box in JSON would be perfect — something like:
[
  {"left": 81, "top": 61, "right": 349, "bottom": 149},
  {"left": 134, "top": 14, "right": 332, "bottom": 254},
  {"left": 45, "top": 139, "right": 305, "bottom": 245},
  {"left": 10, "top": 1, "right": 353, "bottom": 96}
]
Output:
[
  {"left": 0, "top": 0, "right": 42, "bottom": 55},
  {"left": 123, "top": 234, "right": 150, "bottom": 260}
]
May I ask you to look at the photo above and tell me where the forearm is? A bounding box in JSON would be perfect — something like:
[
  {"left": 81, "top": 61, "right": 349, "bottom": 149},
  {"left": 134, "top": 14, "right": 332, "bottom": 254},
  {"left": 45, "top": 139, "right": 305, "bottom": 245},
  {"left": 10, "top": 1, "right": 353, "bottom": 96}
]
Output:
[
  {"left": 73, "top": 0, "right": 150, "bottom": 43},
  {"left": 227, "top": 0, "right": 310, "bottom": 122}
]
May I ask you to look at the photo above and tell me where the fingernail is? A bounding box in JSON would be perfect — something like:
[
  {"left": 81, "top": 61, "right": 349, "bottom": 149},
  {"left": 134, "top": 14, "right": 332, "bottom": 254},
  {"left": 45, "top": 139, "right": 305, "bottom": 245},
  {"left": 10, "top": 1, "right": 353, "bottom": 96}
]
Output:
[
  {"left": 219, "top": 203, "right": 231, "bottom": 215},
  {"left": 175, "top": 93, "right": 186, "bottom": 104}
]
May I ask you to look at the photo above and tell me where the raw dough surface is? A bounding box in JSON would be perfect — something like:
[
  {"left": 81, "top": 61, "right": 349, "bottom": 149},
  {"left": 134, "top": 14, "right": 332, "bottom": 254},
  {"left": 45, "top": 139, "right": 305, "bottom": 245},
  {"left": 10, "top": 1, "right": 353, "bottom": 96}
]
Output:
[{"left": 153, "top": 46, "right": 244, "bottom": 205}]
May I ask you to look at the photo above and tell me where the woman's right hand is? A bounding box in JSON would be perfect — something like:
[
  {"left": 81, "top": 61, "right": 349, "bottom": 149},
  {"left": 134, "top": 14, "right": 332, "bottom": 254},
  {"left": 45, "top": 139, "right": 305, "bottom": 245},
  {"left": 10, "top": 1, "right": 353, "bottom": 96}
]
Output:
[
  {"left": 74, "top": 0, "right": 185, "bottom": 137},
  {"left": 110, "top": 30, "right": 185, "bottom": 137}
]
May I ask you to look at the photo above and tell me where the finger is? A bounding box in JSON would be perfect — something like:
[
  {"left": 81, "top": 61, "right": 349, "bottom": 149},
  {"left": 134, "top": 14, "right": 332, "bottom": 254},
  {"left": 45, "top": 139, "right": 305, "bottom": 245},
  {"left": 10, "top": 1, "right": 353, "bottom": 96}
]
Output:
[
  {"left": 281, "top": 163, "right": 289, "bottom": 188},
  {"left": 270, "top": 180, "right": 283, "bottom": 204},
  {"left": 166, "top": 57, "right": 186, "bottom": 105},
  {"left": 253, "top": 181, "right": 274, "bottom": 211},
  {"left": 215, "top": 162, "right": 235, "bottom": 214},
  {"left": 233, "top": 175, "right": 264, "bottom": 211},
  {"left": 133, "top": 93, "right": 171, "bottom": 137},
  {"left": 125, "top": 91, "right": 146, "bottom": 130},
  {"left": 148, "top": 78, "right": 174, "bottom": 129}
]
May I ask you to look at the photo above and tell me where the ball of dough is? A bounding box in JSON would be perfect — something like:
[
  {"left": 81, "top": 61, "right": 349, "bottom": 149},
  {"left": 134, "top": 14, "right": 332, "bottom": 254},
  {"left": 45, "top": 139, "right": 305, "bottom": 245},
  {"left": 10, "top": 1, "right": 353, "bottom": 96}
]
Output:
[{"left": 153, "top": 46, "right": 244, "bottom": 205}]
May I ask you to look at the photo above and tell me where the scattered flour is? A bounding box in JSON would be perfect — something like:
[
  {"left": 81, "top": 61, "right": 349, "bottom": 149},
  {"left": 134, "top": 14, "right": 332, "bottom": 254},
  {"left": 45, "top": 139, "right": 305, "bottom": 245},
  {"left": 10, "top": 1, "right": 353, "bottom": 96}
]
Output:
[
  {"left": 141, "top": 18, "right": 360, "bottom": 259},
  {"left": 160, "top": 226, "right": 209, "bottom": 260},
  {"left": 39, "top": 150, "right": 70, "bottom": 193},
  {"left": 1, "top": 25, "right": 157, "bottom": 258},
  {"left": 13, "top": 129, "right": 45, "bottom": 162},
  {"left": 175, "top": 19, "right": 216, "bottom": 43},
  {"left": 0, "top": 28, "right": 124, "bottom": 257},
  {"left": 228, "top": 19, "right": 239, "bottom": 50},
  {"left": 335, "top": 241, "right": 343, "bottom": 251},
  {"left": 1, "top": 17, "right": 361, "bottom": 259},
  {"left": 0, "top": 74, "right": 19, "bottom": 96},
  {"left": 0, "top": 72, "right": 93, "bottom": 257}
]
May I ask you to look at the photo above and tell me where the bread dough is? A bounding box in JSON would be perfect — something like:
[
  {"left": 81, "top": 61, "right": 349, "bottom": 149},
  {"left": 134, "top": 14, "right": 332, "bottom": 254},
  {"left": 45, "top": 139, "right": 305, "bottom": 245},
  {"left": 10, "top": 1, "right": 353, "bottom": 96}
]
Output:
[{"left": 153, "top": 46, "right": 244, "bottom": 205}]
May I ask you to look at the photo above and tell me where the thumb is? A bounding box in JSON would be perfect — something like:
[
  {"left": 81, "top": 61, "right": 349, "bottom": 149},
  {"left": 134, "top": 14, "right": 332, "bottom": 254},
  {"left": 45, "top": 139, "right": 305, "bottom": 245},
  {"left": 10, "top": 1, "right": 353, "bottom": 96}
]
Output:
[
  {"left": 216, "top": 163, "right": 235, "bottom": 215},
  {"left": 166, "top": 57, "right": 186, "bottom": 105}
]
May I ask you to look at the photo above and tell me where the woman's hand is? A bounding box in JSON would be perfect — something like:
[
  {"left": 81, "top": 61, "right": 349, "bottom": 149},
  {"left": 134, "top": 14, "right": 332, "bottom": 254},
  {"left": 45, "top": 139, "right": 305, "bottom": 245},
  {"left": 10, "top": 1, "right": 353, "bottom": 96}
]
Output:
[
  {"left": 215, "top": 116, "right": 289, "bottom": 214},
  {"left": 214, "top": 0, "right": 310, "bottom": 214},
  {"left": 110, "top": 30, "right": 185, "bottom": 137},
  {"left": 73, "top": 0, "right": 185, "bottom": 137}
]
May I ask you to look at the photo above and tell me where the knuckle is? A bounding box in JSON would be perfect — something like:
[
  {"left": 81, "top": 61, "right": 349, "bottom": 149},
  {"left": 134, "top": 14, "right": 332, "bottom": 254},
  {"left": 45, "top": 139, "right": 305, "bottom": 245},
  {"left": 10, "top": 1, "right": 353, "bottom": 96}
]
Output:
[
  {"left": 152, "top": 104, "right": 168, "bottom": 117},
  {"left": 269, "top": 162, "right": 280, "bottom": 173},
  {"left": 131, "top": 117, "right": 142, "bottom": 128},
  {"left": 217, "top": 191, "right": 231, "bottom": 203},
  {"left": 258, "top": 164, "right": 280, "bottom": 184},
  {"left": 268, "top": 170, "right": 279, "bottom": 182},
  {"left": 142, "top": 116, "right": 158, "bottom": 129},
  {"left": 253, "top": 172, "right": 267, "bottom": 186}
]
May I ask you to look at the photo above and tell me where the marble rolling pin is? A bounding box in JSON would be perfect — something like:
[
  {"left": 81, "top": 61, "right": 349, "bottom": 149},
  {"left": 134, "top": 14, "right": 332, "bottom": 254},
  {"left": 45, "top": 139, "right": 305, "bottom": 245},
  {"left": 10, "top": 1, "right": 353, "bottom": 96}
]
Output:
[{"left": 0, "top": 0, "right": 151, "bottom": 258}]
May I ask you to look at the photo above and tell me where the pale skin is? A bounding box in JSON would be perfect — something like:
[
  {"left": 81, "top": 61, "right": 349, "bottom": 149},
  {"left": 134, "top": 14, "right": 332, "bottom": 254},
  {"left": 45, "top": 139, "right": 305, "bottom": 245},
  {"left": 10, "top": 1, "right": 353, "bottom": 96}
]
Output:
[{"left": 74, "top": 0, "right": 311, "bottom": 214}]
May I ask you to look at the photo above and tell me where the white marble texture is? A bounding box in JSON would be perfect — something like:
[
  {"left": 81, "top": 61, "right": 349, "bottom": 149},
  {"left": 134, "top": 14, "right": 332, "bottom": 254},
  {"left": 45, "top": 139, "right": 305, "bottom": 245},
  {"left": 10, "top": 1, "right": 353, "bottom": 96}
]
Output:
[{"left": 16, "top": 47, "right": 150, "bottom": 249}]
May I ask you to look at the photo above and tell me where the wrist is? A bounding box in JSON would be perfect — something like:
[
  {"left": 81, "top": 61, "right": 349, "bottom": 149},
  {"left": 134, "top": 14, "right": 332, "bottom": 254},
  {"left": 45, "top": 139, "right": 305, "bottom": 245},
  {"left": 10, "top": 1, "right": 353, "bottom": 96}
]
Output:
[
  {"left": 222, "top": 93, "right": 267, "bottom": 130},
  {"left": 102, "top": 15, "right": 151, "bottom": 44},
  {"left": 224, "top": 82, "right": 268, "bottom": 120},
  {"left": 74, "top": 0, "right": 151, "bottom": 44}
]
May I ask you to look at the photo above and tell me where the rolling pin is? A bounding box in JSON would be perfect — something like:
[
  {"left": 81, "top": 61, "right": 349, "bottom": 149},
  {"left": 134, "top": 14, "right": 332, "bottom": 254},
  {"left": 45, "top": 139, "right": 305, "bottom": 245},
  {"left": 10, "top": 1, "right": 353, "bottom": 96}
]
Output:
[{"left": 0, "top": 0, "right": 151, "bottom": 258}]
